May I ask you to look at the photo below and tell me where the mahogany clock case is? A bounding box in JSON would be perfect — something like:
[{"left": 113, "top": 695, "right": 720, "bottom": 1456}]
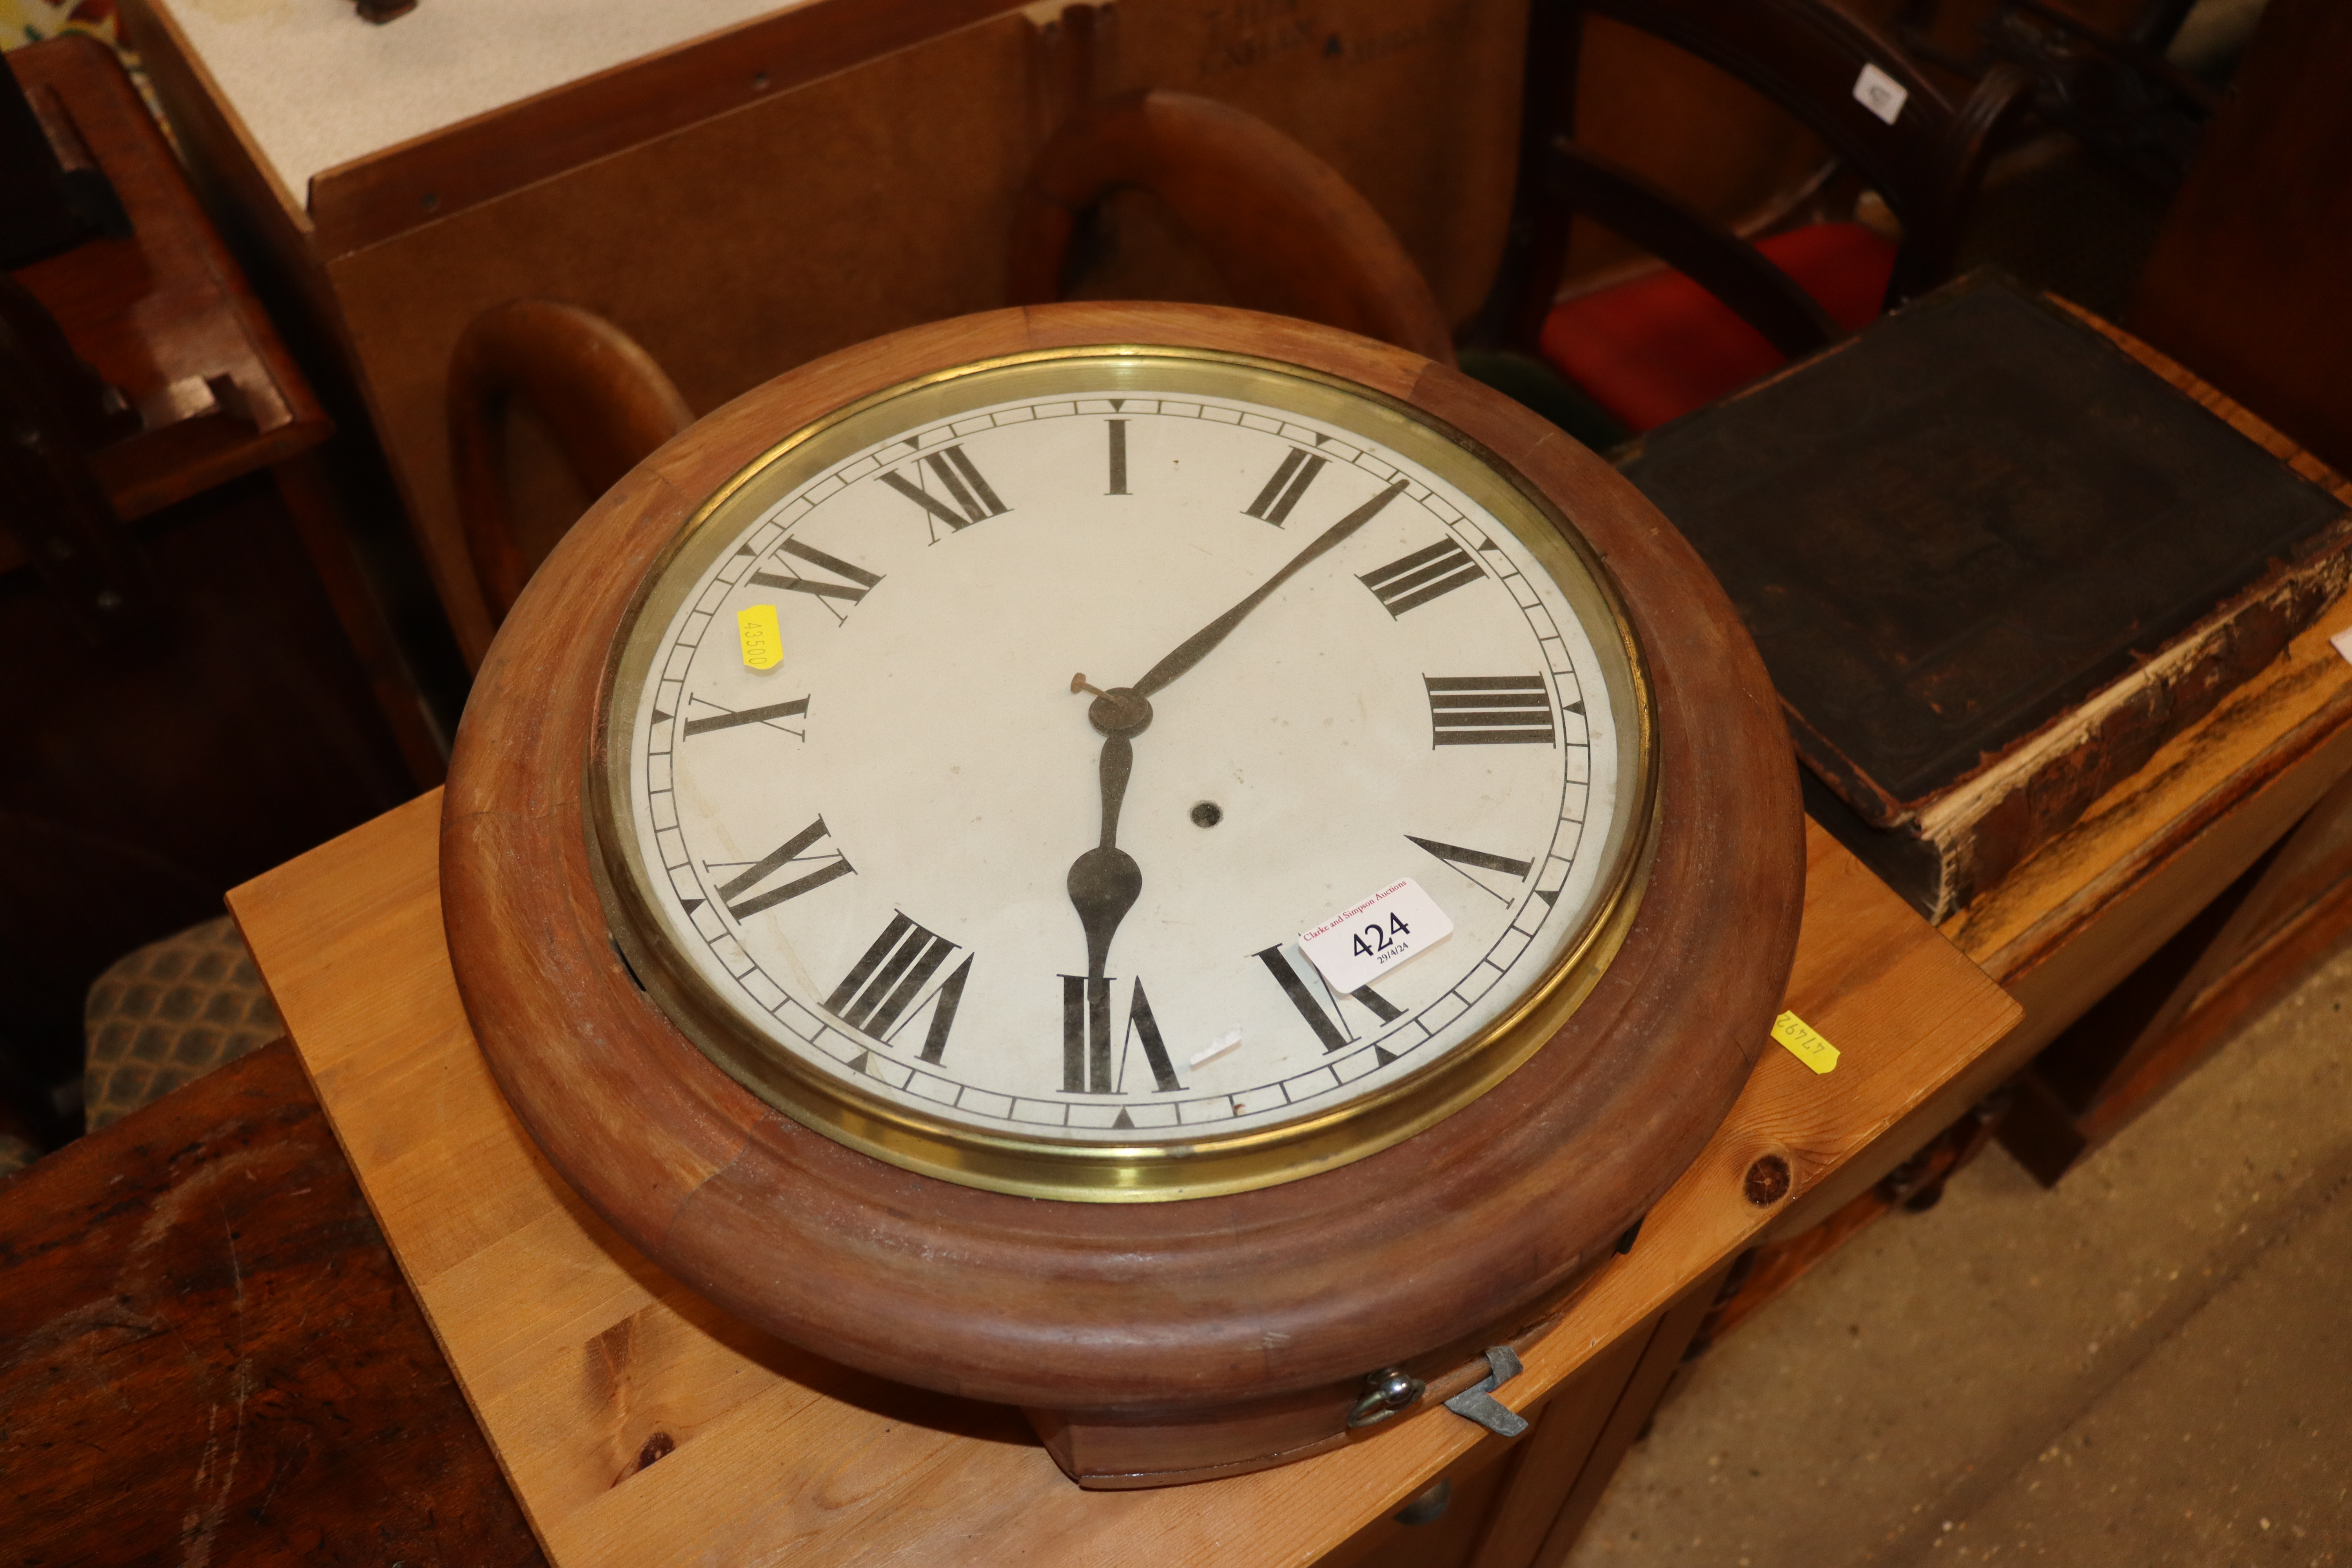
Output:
[{"left": 440, "top": 303, "right": 1804, "bottom": 1487}]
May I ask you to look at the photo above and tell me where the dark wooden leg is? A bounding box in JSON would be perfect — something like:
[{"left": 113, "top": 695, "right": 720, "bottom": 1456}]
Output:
[
  {"left": 271, "top": 450, "right": 448, "bottom": 786},
  {"left": 2001, "top": 763, "right": 2352, "bottom": 1184}
]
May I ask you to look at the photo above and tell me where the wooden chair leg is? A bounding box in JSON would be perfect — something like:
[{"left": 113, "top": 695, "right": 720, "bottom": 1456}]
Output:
[{"left": 270, "top": 451, "right": 448, "bottom": 786}]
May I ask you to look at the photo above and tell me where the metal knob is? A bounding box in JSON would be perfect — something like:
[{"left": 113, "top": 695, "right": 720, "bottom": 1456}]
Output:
[{"left": 1346, "top": 1366, "right": 1426, "bottom": 1428}]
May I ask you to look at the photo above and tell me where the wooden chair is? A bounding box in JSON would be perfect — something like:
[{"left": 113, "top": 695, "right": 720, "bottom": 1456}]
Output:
[
  {"left": 1007, "top": 90, "right": 1456, "bottom": 367},
  {"left": 1469, "top": 0, "right": 2036, "bottom": 436},
  {"left": 445, "top": 299, "right": 691, "bottom": 628}
]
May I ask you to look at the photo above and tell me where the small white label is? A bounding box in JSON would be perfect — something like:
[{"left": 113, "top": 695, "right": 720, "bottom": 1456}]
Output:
[
  {"left": 2331, "top": 626, "right": 2352, "bottom": 668},
  {"left": 1853, "top": 62, "right": 1909, "bottom": 125},
  {"left": 1298, "top": 878, "right": 1453, "bottom": 995}
]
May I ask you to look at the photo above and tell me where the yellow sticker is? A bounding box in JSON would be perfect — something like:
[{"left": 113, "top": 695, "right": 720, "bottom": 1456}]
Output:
[
  {"left": 1772, "top": 1011, "right": 1839, "bottom": 1075},
  {"left": 737, "top": 604, "right": 783, "bottom": 670}
]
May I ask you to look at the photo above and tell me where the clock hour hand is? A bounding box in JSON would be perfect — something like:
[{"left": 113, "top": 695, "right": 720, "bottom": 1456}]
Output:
[
  {"left": 1129, "top": 477, "right": 1407, "bottom": 701},
  {"left": 1066, "top": 731, "right": 1142, "bottom": 980}
]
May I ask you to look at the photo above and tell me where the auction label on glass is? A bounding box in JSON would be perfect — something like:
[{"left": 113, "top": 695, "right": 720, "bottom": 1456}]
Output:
[{"left": 1299, "top": 878, "right": 1454, "bottom": 994}]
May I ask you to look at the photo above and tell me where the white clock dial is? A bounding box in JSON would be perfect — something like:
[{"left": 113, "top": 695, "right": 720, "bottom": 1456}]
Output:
[{"left": 595, "top": 351, "right": 1651, "bottom": 1192}]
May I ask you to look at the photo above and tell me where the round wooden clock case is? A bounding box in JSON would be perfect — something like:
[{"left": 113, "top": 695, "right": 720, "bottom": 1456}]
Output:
[{"left": 441, "top": 303, "right": 1803, "bottom": 1489}]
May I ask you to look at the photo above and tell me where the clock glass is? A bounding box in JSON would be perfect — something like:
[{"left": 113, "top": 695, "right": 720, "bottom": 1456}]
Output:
[{"left": 590, "top": 346, "right": 1655, "bottom": 1200}]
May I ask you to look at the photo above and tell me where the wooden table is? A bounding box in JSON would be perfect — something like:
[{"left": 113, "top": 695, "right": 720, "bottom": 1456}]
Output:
[
  {"left": 51, "top": 786, "right": 1996, "bottom": 1568},
  {"left": 0, "top": 1039, "right": 544, "bottom": 1568}
]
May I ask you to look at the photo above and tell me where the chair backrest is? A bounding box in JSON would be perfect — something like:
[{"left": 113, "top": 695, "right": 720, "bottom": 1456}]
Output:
[
  {"left": 1009, "top": 90, "right": 1457, "bottom": 366},
  {"left": 1477, "top": 0, "right": 2034, "bottom": 355},
  {"left": 446, "top": 300, "right": 691, "bottom": 627}
]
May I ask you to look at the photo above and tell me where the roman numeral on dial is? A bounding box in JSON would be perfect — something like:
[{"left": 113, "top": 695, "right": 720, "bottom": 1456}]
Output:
[
  {"left": 1252, "top": 945, "right": 1400, "bottom": 1052},
  {"left": 1361, "top": 538, "right": 1485, "bottom": 616},
  {"left": 1243, "top": 449, "right": 1328, "bottom": 524},
  {"left": 681, "top": 695, "right": 809, "bottom": 737},
  {"left": 748, "top": 539, "right": 882, "bottom": 624},
  {"left": 879, "top": 445, "right": 1009, "bottom": 532},
  {"left": 1408, "top": 835, "right": 1535, "bottom": 879},
  {"left": 1425, "top": 675, "right": 1555, "bottom": 745},
  {"left": 828, "top": 914, "right": 969, "bottom": 1061},
  {"left": 1408, "top": 834, "right": 1535, "bottom": 906},
  {"left": 714, "top": 818, "right": 853, "bottom": 918},
  {"left": 1061, "top": 977, "right": 1183, "bottom": 1094}
]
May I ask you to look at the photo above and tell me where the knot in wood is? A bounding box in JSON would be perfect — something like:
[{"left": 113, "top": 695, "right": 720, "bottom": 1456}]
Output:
[
  {"left": 1743, "top": 1153, "right": 1792, "bottom": 1206},
  {"left": 635, "top": 1430, "right": 677, "bottom": 1472}
]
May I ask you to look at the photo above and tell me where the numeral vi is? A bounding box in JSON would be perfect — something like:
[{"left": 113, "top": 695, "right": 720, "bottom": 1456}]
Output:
[{"left": 1063, "top": 976, "right": 1184, "bottom": 1095}]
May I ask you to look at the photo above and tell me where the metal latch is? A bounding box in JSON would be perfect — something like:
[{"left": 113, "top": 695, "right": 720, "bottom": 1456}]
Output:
[{"left": 1443, "top": 1346, "right": 1528, "bottom": 1437}]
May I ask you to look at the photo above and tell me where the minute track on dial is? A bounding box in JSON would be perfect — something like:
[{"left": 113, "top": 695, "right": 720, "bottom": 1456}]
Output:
[{"left": 598, "top": 356, "right": 1644, "bottom": 1181}]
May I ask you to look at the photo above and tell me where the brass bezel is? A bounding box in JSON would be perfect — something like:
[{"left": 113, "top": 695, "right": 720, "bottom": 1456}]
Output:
[{"left": 587, "top": 345, "right": 1659, "bottom": 1202}]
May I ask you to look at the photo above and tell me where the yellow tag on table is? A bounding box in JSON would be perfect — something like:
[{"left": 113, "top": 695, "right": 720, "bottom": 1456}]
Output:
[
  {"left": 1772, "top": 1011, "right": 1839, "bottom": 1075},
  {"left": 737, "top": 604, "right": 783, "bottom": 670}
]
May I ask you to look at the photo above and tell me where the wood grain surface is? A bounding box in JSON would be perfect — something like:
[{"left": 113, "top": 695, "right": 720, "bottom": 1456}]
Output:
[
  {"left": 0, "top": 1040, "right": 543, "bottom": 1567},
  {"left": 231, "top": 750, "right": 2013, "bottom": 1562},
  {"left": 435, "top": 303, "right": 1807, "bottom": 1481}
]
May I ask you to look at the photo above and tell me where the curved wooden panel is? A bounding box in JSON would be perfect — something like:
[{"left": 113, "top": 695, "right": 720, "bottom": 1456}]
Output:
[
  {"left": 1009, "top": 92, "right": 1458, "bottom": 367},
  {"left": 446, "top": 299, "right": 692, "bottom": 626}
]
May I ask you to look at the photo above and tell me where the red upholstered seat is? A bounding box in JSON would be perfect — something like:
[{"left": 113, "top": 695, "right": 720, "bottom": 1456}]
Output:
[{"left": 1538, "top": 222, "right": 1899, "bottom": 432}]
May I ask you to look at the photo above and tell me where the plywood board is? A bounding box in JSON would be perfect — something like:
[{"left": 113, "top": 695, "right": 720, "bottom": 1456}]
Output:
[{"left": 230, "top": 797, "right": 2016, "bottom": 1568}]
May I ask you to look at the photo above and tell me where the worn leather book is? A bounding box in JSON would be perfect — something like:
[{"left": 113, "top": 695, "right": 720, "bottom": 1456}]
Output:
[{"left": 1620, "top": 276, "right": 2352, "bottom": 920}]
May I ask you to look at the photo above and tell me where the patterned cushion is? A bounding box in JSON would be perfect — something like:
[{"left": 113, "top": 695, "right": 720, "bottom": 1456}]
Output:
[{"left": 82, "top": 915, "right": 282, "bottom": 1132}]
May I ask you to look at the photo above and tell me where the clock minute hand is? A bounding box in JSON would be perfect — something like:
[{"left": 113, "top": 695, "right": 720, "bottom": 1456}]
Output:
[{"left": 1130, "top": 477, "right": 1408, "bottom": 700}]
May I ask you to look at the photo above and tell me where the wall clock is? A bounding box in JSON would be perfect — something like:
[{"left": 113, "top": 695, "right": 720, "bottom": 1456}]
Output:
[{"left": 442, "top": 303, "right": 1803, "bottom": 1489}]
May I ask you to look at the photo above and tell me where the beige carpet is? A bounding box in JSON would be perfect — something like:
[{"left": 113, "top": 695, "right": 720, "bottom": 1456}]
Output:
[{"left": 1563, "top": 938, "right": 2352, "bottom": 1568}]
